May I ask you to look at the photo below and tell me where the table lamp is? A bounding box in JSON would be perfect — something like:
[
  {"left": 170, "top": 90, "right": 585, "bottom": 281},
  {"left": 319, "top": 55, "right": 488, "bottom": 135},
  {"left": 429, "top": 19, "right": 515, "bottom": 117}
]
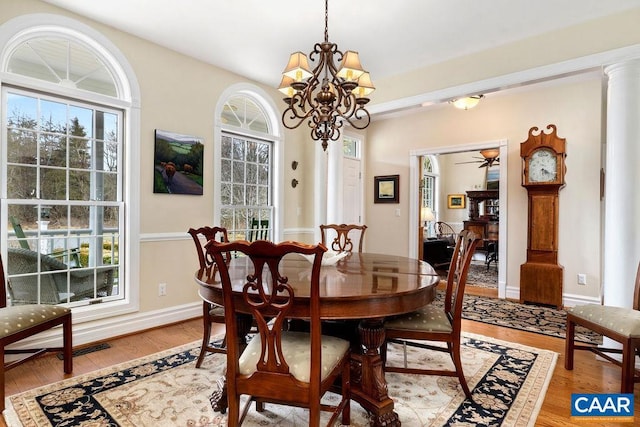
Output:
[{"left": 420, "top": 206, "right": 435, "bottom": 239}]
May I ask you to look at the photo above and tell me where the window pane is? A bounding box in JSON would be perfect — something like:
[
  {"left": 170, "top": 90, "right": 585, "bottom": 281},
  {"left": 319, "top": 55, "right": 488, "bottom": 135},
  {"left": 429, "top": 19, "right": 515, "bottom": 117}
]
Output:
[
  {"left": 100, "top": 172, "right": 118, "bottom": 201},
  {"left": 232, "top": 161, "right": 245, "bottom": 183},
  {"left": 232, "top": 184, "right": 245, "bottom": 205},
  {"left": 246, "top": 163, "right": 257, "bottom": 184},
  {"left": 7, "top": 93, "right": 37, "bottom": 127},
  {"left": 40, "top": 167, "right": 66, "bottom": 200},
  {"left": 246, "top": 186, "right": 257, "bottom": 205},
  {"left": 40, "top": 99, "right": 67, "bottom": 131},
  {"left": 232, "top": 138, "right": 244, "bottom": 160},
  {"left": 6, "top": 165, "right": 36, "bottom": 198},
  {"left": 69, "top": 170, "right": 91, "bottom": 200},
  {"left": 69, "top": 106, "right": 93, "bottom": 138},
  {"left": 246, "top": 141, "right": 257, "bottom": 162},
  {"left": 39, "top": 132, "right": 66, "bottom": 167},
  {"left": 7, "top": 129, "right": 37, "bottom": 164},
  {"left": 221, "top": 158, "right": 231, "bottom": 181},
  {"left": 221, "top": 182, "right": 232, "bottom": 205},
  {"left": 221, "top": 136, "right": 232, "bottom": 158},
  {"left": 69, "top": 136, "right": 92, "bottom": 169}
]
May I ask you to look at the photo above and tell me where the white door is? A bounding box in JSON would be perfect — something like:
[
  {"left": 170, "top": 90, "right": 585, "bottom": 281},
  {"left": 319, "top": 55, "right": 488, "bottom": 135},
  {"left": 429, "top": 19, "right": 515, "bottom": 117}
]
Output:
[{"left": 343, "top": 157, "right": 362, "bottom": 223}]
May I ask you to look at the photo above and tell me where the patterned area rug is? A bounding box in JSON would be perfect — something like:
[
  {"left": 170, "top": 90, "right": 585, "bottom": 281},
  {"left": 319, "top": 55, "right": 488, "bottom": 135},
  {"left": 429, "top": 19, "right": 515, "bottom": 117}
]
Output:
[
  {"left": 458, "top": 294, "right": 602, "bottom": 345},
  {"left": 5, "top": 333, "right": 557, "bottom": 427},
  {"left": 439, "top": 262, "right": 498, "bottom": 289}
]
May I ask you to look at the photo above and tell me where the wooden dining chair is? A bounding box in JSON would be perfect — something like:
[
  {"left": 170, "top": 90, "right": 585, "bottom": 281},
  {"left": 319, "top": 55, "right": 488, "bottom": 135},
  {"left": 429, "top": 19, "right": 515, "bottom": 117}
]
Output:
[
  {"left": 0, "top": 252, "right": 73, "bottom": 412},
  {"left": 187, "top": 226, "right": 230, "bottom": 368},
  {"left": 319, "top": 223, "right": 367, "bottom": 253},
  {"left": 382, "top": 230, "right": 480, "bottom": 399},
  {"left": 206, "top": 239, "right": 351, "bottom": 426},
  {"left": 565, "top": 261, "right": 640, "bottom": 394}
]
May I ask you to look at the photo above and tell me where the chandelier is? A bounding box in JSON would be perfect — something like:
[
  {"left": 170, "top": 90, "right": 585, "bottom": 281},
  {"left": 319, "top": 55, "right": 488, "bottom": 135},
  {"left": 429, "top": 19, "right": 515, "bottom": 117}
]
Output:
[{"left": 278, "top": 0, "right": 375, "bottom": 151}]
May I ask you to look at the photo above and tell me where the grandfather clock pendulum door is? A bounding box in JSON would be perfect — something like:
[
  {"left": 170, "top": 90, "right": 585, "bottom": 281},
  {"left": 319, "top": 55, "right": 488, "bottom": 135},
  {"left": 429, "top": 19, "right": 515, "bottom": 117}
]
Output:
[{"left": 519, "top": 124, "right": 567, "bottom": 309}]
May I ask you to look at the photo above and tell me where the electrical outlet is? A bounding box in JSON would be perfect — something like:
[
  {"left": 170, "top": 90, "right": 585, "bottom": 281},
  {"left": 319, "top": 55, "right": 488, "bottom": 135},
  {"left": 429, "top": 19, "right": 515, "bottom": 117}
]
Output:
[
  {"left": 577, "top": 274, "right": 587, "bottom": 285},
  {"left": 158, "top": 283, "right": 167, "bottom": 296}
]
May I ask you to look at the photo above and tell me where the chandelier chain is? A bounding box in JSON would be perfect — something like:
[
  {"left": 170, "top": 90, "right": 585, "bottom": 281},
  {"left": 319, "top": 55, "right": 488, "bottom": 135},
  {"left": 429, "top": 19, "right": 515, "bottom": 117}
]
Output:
[{"left": 324, "top": 0, "right": 329, "bottom": 43}]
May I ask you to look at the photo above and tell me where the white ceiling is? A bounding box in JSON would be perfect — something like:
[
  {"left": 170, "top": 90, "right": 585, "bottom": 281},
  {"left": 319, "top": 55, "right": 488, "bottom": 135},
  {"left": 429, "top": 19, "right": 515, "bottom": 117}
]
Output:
[{"left": 42, "top": 0, "right": 640, "bottom": 104}]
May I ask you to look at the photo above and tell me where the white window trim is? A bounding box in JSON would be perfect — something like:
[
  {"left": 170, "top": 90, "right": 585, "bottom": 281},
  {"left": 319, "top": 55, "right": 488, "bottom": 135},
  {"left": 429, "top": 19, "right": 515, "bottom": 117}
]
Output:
[
  {"left": 214, "top": 83, "right": 283, "bottom": 241},
  {"left": 0, "top": 14, "right": 141, "bottom": 324}
]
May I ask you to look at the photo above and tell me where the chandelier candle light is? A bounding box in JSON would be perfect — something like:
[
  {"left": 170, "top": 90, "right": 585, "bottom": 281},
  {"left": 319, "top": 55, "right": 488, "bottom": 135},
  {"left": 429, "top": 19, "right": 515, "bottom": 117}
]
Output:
[{"left": 279, "top": 0, "right": 375, "bottom": 151}]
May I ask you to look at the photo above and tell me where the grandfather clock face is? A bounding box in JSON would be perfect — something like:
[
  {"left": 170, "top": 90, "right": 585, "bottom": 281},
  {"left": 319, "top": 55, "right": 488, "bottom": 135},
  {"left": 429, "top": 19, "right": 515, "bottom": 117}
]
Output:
[{"left": 527, "top": 148, "right": 558, "bottom": 183}]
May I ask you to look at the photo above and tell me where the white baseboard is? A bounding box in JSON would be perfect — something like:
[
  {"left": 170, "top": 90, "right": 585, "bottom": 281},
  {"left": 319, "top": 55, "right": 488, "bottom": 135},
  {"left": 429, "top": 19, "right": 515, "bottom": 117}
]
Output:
[
  {"left": 8, "top": 302, "right": 201, "bottom": 351},
  {"left": 505, "top": 286, "right": 601, "bottom": 308}
]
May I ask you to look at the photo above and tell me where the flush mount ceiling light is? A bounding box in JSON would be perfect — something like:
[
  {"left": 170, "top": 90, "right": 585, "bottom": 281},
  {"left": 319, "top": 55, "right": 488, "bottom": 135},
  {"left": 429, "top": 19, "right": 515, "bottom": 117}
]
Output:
[
  {"left": 450, "top": 95, "right": 484, "bottom": 110},
  {"left": 278, "top": 0, "right": 374, "bottom": 151}
]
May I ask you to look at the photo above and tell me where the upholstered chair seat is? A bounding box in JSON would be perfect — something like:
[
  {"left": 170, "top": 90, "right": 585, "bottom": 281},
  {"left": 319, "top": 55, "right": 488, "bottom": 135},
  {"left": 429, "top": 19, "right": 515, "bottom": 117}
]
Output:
[
  {"left": 239, "top": 331, "right": 350, "bottom": 382},
  {"left": 0, "top": 305, "right": 71, "bottom": 338},
  {"left": 384, "top": 305, "right": 452, "bottom": 333},
  {"left": 568, "top": 305, "right": 640, "bottom": 338}
]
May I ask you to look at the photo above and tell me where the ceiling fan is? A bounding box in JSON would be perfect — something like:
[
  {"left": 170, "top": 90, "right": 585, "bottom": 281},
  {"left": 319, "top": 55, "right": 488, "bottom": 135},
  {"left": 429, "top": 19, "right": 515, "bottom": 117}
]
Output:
[{"left": 455, "top": 148, "right": 500, "bottom": 168}]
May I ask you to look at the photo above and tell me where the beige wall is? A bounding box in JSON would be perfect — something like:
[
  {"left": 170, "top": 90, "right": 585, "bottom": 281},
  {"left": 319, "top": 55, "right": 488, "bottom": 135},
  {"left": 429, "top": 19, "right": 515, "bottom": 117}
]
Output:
[
  {"left": 365, "top": 78, "right": 603, "bottom": 300},
  {"left": 2, "top": 0, "right": 636, "bottom": 334},
  {"left": 1, "top": 0, "right": 314, "bottom": 315}
]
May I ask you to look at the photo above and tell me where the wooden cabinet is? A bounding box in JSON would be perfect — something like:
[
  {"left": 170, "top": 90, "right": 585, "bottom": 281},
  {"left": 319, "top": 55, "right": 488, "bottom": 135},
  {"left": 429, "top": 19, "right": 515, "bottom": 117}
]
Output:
[
  {"left": 464, "top": 190, "right": 499, "bottom": 250},
  {"left": 466, "top": 190, "right": 499, "bottom": 221},
  {"left": 463, "top": 220, "right": 498, "bottom": 250}
]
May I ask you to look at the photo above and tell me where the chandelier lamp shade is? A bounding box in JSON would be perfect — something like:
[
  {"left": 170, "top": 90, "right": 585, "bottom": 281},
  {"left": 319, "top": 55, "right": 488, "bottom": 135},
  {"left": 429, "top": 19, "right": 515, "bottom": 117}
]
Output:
[{"left": 279, "top": 0, "right": 375, "bottom": 151}]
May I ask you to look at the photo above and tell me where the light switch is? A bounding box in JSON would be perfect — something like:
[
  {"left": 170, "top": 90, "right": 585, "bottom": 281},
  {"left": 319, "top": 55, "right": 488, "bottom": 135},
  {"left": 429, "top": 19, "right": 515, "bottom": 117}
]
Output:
[{"left": 395, "top": 208, "right": 401, "bottom": 217}]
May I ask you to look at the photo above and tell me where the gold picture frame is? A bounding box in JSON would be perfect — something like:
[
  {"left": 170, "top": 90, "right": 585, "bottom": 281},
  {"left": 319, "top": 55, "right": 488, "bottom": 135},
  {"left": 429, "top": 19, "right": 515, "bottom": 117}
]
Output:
[{"left": 447, "top": 194, "right": 466, "bottom": 209}]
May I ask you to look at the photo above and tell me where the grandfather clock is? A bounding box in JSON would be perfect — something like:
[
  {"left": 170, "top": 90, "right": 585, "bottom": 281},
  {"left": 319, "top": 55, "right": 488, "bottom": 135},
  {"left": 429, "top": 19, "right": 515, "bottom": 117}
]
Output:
[{"left": 519, "top": 124, "right": 566, "bottom": 308}]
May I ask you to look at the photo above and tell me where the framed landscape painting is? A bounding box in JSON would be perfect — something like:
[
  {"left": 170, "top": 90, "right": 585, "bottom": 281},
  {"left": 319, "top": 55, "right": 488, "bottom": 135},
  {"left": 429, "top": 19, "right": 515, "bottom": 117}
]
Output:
[
  {"left": 153, "top": 129, "right": 204, "bottom": 195},
  {"left": 447, "top": 194, "right": 466, "bottom": 209},
  {"left": 374, "top": 175, "right": 399, "bottom": 203}
]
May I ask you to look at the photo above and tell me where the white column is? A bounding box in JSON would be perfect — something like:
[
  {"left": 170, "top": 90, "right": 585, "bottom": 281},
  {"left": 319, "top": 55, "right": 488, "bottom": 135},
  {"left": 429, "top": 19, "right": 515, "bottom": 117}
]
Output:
[
  {"left": 313, "top": 142, "right": 328, "bottom": 243},
  {"left": 603, "top": 59, "right": 640, "bottom": 308}
]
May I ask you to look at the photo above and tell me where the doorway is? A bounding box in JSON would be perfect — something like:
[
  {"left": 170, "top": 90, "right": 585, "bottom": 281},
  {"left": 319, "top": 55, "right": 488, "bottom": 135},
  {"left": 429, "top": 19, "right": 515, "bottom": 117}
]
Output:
[{"left": 409, "top": 141, "right": 507, "bottom": 299}]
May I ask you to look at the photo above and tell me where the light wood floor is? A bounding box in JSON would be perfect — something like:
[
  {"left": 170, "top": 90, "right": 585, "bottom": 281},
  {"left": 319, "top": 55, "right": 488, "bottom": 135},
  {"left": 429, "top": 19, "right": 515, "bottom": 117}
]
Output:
[{"left": 2, "top": 309, "right": 638, "bottom": 426}]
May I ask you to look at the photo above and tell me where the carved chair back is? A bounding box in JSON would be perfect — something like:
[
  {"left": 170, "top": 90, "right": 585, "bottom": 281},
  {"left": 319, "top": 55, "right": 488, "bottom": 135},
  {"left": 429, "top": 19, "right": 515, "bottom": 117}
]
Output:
[{"left": 319, "top": 223, "right": 367, "bottom": 253}]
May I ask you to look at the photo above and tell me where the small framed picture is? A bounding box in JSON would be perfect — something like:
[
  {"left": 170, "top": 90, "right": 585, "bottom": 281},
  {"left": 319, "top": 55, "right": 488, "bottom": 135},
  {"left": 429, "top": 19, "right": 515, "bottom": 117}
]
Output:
[
  {"left": 447, "top": 194, "right": 466, "bottom": 209},
  {"left": 374, "top": 175, "right": 399, "bottom": 203}
]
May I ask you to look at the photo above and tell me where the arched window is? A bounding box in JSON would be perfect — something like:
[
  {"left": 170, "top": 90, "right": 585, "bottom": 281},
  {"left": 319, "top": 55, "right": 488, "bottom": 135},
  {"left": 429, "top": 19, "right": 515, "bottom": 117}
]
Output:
[
  {"left": 216, "top": 86, "right": 282, "bottom": 242},
  {"left": 1, "top": 16, "right": 139, "bottom": 318}
]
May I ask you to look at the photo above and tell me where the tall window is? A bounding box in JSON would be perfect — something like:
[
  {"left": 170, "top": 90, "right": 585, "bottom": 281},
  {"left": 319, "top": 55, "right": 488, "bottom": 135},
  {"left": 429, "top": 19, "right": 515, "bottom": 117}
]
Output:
[
  {"left": 422, "top": 156, "right": 438, "bottom": 216},
  {"left": 220, "top": 134, "right": 272, "bottom": 240},
  {"left": 218, "top": 93, "right": 274, "bottom": 241},
  {"left": 1, "top": 25, "right": 131, "bottom": 310}
]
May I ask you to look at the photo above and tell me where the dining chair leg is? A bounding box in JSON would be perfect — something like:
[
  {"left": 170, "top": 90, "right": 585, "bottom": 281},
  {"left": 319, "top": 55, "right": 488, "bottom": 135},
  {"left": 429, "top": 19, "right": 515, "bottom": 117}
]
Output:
[
  {"left": 451, "top": 344, "right": 472, "bottom": 400},
  {"left": 565, "top": 317, "right": 575, "bottom": 370},
  {"left": 621, "top": 341, "right": 633, "bottom": 393},
  {"left": 63, "top": 314, "right": 73, "bottom": 373},
  {"left": 196, "top": 301, "right": 212, "bottom": 368},
  {"left": 341, "top": 360, "right": 351, "bottom": 426},
  {"left": 0, "top": 347, "right": 5, "bottom": 412}
]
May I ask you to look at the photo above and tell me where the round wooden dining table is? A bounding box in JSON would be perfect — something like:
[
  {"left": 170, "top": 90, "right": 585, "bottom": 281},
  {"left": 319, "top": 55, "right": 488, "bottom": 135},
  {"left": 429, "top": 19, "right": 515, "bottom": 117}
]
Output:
[{"left": 195, "top": 252, "right": 440, "bottom": 427}]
